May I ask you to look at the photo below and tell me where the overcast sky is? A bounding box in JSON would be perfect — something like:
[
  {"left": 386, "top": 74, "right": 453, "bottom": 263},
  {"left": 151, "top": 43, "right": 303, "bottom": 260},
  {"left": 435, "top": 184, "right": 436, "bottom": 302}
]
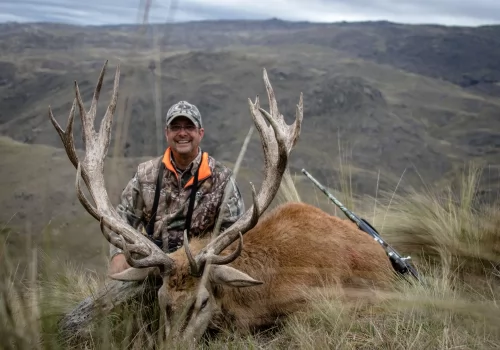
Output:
[{"left": 1, "top": 0, "right": 499, "bottom": 27}]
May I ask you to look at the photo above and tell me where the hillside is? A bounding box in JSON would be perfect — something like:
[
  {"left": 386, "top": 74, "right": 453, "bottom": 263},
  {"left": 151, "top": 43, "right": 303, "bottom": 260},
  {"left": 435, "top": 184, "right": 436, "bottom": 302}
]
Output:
[
  {"left": 1, "top": 19, "right": 500, "bottom": 272},
  {"left": 2, "top": 20, "right": 500, "bottom": 92}
]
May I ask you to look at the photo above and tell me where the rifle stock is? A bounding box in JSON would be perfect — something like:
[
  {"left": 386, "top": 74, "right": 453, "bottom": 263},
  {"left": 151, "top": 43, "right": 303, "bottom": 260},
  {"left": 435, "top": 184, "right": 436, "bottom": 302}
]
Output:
[{"left": 301, "top": 169, "right": 421, "bottom": 283}]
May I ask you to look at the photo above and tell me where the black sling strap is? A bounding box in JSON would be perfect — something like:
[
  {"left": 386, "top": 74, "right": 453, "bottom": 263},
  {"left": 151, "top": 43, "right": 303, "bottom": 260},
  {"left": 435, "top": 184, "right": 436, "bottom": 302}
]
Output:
[
  {"left": 146, "top": 152, "right": 203, "bottom": 248},
  {"left": 184, "top": 161, "right": 200, "bottom": 235},
  {"left": 146, "top": 159, "right": 165, "bottom": 238}
]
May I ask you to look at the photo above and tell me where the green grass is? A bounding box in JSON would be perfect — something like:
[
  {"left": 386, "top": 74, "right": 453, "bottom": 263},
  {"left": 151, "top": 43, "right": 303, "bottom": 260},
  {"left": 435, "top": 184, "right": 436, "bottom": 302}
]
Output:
[{"left": 1, "top": 162, "right": 499, "bottom": 349}]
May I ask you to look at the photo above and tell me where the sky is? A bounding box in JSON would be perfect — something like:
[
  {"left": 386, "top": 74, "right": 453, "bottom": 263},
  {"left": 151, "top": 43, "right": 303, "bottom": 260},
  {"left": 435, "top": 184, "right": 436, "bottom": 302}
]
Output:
[{"left": 0, "top": 0, "right": 500, "bottom": 27}]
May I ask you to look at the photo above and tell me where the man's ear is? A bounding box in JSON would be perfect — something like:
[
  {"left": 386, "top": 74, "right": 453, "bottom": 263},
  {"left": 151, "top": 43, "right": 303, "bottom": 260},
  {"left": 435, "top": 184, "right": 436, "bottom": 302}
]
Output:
[{"left": 209, "top": 265, "right": 263, "bottom": 287}]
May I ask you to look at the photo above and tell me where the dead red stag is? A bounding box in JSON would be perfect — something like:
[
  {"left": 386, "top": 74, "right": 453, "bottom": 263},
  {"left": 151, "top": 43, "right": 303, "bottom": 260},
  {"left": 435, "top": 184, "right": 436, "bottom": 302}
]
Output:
[{"left": 49, "top": 61, "right": 395, "bottom": 344}]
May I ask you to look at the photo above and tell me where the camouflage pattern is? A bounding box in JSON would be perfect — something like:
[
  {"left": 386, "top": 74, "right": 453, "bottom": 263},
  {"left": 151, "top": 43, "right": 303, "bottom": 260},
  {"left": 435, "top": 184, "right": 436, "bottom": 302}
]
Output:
[
  {"left": 110, "top": 148, "right": 245, "bottom": 258},
  {"left": 165, "top": 100, "right": 203, "bottom": 128}
]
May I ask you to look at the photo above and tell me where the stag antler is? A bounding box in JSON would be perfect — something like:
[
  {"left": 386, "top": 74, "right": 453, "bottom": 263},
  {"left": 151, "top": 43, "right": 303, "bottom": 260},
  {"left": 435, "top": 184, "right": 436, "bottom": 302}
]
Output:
[
  {"left": 48, "top": 60, "right": 174, "bottom": 272},
  {"left": 184, "top": 68, "right": 303, "bottom": 276}
]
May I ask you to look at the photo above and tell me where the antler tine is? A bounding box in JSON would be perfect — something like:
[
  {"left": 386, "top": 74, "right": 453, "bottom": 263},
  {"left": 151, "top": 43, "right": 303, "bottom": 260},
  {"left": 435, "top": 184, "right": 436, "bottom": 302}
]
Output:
[
  {"left": 75, "top": 162, "right": 99, "bottom": 220},
  {"left": 97, "top": 63, "right": 120, "bottom": 163},
  {"left": 88, "top": 60, "right": 107, "bottom": 125},
  {"left": 184, "top": 229, "right": 201, "bottom": 276},
  {"left": 99, "top": 217, "right": 124, "bottom": 248},
  {"left": 259, "top": 68, "right": 303, "bottom": 155},
  {"left": 183, "top": 184, "right": 258, "bottom": 276},
  {"left": 49, "top": 60, "right": 174, "bottom": 272},
  {"left": 48, "top": 99, "right": 79, "bottom": 168},
  {"left": 100, "top": 216, "right": 174, "bottom": 269},
  {"left": 188, "top": 68, "right": 303, "bottom": 270},
  {"left": 209, "top": 232, "right": 243, "bottom": 265},
  {"left": 73, "top": 60, "right": 108, "bottom": 149}
]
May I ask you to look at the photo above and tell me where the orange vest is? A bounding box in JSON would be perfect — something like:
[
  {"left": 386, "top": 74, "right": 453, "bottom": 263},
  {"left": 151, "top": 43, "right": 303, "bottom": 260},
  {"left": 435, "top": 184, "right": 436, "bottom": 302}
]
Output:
[{"left": 161, "top": 147, "right": 212, "bottom": 188}]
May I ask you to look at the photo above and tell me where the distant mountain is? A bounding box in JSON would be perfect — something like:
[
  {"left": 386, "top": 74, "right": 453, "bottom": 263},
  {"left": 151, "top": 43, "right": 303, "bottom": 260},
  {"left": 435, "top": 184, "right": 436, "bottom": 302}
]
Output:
[{"left": 2, "top": 20, "right": 500, "bottom": 93}]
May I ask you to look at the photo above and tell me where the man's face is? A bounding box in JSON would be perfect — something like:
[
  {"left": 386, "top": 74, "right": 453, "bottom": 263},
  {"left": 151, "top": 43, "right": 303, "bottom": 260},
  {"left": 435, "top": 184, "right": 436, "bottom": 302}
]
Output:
[{"left": 165, "top": 116, "right": 204, "bottom": 157}]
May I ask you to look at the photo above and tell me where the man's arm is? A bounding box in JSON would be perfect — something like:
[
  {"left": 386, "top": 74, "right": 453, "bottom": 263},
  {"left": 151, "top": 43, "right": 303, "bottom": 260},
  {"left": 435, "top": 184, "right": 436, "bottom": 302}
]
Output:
[{"left": 108, "top": 172, "right": 145, "bottom": 274}]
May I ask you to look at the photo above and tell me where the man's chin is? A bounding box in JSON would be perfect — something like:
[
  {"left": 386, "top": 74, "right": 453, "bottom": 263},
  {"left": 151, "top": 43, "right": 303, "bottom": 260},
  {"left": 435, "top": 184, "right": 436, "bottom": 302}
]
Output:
[{"left": 173, "top": 145, "right": 193, "bottom": 154}]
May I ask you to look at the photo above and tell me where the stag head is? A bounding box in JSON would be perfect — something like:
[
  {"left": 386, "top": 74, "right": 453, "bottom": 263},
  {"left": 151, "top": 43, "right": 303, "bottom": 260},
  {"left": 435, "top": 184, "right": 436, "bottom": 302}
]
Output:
[{"left": 49, "top": 60, "right": 303, "bottom": 343}]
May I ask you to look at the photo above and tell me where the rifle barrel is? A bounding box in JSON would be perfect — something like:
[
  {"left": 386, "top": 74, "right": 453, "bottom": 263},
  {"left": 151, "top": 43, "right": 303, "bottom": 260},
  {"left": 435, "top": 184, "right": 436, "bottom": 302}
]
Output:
[{"left": 301, "top": 169, "right": 360, "bottom": 225}]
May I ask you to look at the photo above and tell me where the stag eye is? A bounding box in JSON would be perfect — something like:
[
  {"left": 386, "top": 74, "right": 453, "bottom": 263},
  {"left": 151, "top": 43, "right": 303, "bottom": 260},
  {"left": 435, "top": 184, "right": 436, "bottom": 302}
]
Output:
[{"left": 199, "top": 298, "right": 209, "bottom": 310}]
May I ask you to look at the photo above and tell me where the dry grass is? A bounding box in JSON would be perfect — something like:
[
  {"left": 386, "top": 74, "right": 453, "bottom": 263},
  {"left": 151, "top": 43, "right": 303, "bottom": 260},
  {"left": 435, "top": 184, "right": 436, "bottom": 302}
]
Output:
[
  {"left": 1, "top": 162, "right": 499, "bottom": 349},
  {"left": 377, "top": 163, "right": 500, "bottom": 280},
  {"left": 3, "top": 4, "right": 500, "bottom": 348}
]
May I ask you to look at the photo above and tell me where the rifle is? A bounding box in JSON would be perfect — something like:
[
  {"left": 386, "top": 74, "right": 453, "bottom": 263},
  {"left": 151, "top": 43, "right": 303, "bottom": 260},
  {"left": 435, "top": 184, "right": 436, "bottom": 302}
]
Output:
[{"left": 301, "top": 168, "right": 421, "bottom": 283}]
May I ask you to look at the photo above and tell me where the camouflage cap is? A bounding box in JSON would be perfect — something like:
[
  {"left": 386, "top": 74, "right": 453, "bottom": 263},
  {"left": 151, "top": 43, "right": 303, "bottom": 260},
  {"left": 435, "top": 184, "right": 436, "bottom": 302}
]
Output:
[{"left": 165, "top": 101, "right": 203, "bottom": 128}]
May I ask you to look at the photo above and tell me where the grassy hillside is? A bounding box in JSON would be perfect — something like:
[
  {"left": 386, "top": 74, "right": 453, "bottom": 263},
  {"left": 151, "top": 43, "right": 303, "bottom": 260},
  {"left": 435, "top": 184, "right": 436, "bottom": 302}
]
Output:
[
  {"left": 1, "top": 19, "right": 500, "bottom": 273},
  {"left": 2, "top": 44, "right": 500, "bottom": 190},
  {"left": 2, "top": 160, "right": 499, "bottom": 349},
  {"left": 2, "top": 20, "right": 500, "bottom": 89}
]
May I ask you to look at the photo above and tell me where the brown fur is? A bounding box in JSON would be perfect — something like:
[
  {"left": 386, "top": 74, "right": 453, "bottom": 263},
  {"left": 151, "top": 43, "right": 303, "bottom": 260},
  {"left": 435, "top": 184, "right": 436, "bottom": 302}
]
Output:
[{"left": 166, "top": 201, "right": 395, "bottom": 334}]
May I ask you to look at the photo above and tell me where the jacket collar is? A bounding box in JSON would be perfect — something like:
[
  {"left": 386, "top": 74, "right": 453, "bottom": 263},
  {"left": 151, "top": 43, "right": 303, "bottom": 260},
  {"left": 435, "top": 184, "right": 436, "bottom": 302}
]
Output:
[{"left": 162, "top": 147, "right": 211, "bottom": 188}]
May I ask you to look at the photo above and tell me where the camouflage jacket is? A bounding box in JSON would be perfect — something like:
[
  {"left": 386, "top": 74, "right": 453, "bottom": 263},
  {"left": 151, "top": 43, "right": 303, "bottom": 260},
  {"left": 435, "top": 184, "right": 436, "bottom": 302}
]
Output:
[{"left": 110, "top": 147, "right": 245, "bottom": 258}]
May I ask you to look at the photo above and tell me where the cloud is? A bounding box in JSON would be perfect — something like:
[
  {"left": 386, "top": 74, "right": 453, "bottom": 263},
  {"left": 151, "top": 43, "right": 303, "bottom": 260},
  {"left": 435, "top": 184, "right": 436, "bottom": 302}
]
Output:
[{"left": 0, "top": 0, "right": 499, "bottom": 26}]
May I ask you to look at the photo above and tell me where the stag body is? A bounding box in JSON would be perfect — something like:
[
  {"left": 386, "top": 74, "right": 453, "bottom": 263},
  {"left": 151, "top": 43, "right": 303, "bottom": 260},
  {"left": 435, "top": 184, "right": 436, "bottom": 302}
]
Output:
[{"left": 159, "top": 201, "right": 395, "bottom": 340}]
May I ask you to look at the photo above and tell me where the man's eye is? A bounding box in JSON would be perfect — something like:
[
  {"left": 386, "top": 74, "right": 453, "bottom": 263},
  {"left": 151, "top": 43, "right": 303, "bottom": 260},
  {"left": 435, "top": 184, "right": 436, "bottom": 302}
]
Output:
[{"left": 169, "top": 125, "right": 196, "bottom": 132}]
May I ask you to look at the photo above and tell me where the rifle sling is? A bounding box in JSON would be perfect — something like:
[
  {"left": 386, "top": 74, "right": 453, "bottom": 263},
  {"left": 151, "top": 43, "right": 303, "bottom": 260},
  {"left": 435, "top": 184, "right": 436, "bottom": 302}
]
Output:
[
  {"left": 146, "top": 158, "right": 165, "bottom": 238},
  {"left": 185, "top": 159, "right": 200, "bottom": 236}
]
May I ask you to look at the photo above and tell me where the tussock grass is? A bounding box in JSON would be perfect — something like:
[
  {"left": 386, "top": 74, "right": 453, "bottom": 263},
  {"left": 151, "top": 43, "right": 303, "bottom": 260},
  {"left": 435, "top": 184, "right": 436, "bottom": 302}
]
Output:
[
  {"left": 1, "top": 163, "right": 499, "bottom": 349},
  {"left": 377, "top": 163, "right": 500, "bottom": 280}
]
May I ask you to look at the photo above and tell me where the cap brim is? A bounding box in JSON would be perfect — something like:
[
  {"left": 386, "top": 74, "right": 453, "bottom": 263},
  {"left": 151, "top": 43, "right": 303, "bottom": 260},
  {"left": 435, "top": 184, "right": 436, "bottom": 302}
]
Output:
[{"left": 166, "top": 113, "right": 200, "bottom": 127}]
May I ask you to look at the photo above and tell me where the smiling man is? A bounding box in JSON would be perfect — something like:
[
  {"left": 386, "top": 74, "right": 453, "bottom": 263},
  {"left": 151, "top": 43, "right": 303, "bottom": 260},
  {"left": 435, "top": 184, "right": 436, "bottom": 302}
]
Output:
[{"left": 108, "top": 101, "right": 245, "bottom": 275}]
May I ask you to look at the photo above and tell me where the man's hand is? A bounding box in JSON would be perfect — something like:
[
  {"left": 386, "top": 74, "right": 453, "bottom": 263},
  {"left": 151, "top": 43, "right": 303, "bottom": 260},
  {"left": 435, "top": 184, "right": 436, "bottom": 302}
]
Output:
[{"left": 108, "top": 253, "right": 131, "bottom": 276}]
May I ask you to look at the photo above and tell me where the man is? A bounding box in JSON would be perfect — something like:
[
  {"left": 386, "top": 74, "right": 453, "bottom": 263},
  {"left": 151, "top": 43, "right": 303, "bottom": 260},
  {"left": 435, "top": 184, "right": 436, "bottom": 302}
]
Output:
[{"left": 109, "top": 101, "right": 245, "bottom": 275}]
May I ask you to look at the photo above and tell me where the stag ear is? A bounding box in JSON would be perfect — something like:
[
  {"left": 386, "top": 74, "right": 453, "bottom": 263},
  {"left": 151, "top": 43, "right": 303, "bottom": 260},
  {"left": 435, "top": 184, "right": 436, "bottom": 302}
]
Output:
[
  {"left": 209, "top": 265, "right": 263, "bottom": 287},
  {"left": 109, "top": 266, "right": 159, "bottom": 281}
]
